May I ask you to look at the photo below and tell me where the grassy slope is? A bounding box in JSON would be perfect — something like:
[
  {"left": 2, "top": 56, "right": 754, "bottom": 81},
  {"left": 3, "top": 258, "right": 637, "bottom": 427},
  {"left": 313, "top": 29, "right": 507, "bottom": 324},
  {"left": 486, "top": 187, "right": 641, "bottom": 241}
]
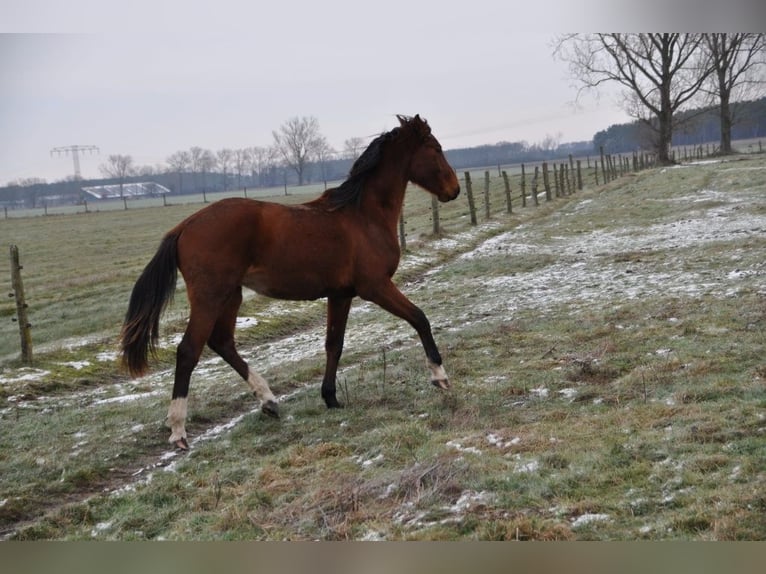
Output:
[{"left": 1, "top": 156, "right": 764, "bottom": 540}]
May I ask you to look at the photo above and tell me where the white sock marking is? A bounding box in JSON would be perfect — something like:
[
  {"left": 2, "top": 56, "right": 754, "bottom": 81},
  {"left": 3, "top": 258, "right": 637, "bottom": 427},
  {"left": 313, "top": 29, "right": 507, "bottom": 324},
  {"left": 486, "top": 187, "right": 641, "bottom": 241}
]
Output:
[
  {"left": 428, "top": 360, "right": 448, "bottom": 382},
  {"left": 247, "top": 369, "right": 276, "bottom": 403},
  {"left": 167, "top": 397, "right": 188, "bottom": 443}
]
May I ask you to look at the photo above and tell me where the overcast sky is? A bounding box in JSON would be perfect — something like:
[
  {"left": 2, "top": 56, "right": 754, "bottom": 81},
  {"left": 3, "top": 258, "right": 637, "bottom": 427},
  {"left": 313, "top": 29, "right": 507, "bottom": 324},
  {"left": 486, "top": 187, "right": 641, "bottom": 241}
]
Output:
[{"left": 0, "top": 0, "right": 761, "bottom": 184}]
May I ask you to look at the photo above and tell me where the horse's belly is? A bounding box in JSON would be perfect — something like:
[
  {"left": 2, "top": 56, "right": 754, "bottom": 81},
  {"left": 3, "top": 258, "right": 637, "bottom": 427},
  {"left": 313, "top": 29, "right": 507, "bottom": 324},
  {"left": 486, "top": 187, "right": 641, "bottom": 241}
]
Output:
[{"left": 242, "top": 268, "right": 346, "bottom": 301}]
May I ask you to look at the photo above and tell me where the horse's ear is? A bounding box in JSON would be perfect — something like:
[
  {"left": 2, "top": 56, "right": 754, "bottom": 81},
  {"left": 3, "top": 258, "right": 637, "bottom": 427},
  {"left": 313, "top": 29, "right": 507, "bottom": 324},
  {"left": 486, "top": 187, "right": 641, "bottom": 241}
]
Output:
[
  {"left": 397, "top": 114, "right": 409, "bottom": 127},
  {"left": 412, "top": 114, "right": 430, "bottom": 136}
]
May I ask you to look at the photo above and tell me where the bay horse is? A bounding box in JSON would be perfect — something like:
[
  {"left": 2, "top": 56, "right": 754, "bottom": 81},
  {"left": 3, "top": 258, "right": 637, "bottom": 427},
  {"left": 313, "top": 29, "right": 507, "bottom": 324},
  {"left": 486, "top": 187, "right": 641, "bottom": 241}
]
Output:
[{"left": 120, "top": 114, "right": 460, "bottom": 450}]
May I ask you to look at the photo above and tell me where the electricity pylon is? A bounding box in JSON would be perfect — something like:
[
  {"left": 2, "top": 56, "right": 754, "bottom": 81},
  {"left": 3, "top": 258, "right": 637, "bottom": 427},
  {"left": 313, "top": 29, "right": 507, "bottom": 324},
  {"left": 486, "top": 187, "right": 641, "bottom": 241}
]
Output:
[{"left": 50, "top": 145, "right": 99, "bottom": 180}]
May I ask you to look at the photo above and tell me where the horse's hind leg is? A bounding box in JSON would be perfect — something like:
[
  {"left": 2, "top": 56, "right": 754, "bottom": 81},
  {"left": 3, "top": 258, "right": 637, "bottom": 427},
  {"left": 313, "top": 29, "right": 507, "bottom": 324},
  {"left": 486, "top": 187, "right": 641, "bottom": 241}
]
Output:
[
  {"left": 168, "top": 306, "right": 218, "bottom": 450},
  {"left": 321, "top": 295, "right": 353, "bottom": 408},
  {"left": 207, "top": 287, "right": 279, "bottom": 418}
]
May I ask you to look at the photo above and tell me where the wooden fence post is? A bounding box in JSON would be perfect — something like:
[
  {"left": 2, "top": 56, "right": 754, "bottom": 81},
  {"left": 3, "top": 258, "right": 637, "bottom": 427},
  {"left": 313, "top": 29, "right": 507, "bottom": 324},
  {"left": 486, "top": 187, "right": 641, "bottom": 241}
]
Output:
[
  {"left": 576, "top": 159, "right": 583, "bottom": 191},
  {"left": 542, "top": 162, "right": 551, "bottom": 201},
  {"left": 431, "top": 195, "right": 440, "bottom": 235},
  {"left": 9, "top": 245, "right": 33, "bottom": 365},
  {"left": 553, "top": 164, "right": 560, "bottom": 197},
  {"left": 520, "top": 164, "right": 527, "bottom": 208},
  {"left": 600, "top": 146, "right": 607, "bottom": 184},
  {"left": 502, "top": 171, "right": 512, "bottom": 214},
  {"left": 483, "top": 171, "right": 491, "bottom": 219},
  {"left": 464, "top": 172, "right": 477, "bottom": 225},
  {"left": 531, "top": 166, "right": 540, "bottom": 206}
]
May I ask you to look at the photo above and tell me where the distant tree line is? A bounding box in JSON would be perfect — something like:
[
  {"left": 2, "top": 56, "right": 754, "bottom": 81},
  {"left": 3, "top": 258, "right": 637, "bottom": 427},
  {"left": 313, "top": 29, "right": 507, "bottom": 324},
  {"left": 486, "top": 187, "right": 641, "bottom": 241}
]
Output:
[
  {"left": 3, "top": 93, "right": 766, "bottom": 209},
  {"left": 594, "top": 97, "right": 766, "bottom": 154}
]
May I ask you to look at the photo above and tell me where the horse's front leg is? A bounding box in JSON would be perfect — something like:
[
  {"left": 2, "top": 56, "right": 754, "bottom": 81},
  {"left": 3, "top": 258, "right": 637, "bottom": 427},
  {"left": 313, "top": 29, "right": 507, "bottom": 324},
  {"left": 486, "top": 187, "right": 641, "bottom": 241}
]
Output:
[
  {"left": 322, "top": 295, "right": 353, "bottom": 408},
  {"left": 360, "top": 280, "right": 450, "bottom": 390}
]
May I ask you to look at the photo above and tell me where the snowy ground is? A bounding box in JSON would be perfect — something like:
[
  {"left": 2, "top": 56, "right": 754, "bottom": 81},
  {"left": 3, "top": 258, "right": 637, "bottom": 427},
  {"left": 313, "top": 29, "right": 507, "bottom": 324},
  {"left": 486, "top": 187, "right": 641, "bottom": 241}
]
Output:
[{"left": 1, "top": 160, "right": 764, "bottom": 532}]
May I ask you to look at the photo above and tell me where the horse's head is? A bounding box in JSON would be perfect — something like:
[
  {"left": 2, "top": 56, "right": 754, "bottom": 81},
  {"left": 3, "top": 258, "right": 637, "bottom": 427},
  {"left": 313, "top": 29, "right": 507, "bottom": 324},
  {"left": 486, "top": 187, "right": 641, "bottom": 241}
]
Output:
[{"left": 400, "top": 114, "right": 460, "bottom": 203}]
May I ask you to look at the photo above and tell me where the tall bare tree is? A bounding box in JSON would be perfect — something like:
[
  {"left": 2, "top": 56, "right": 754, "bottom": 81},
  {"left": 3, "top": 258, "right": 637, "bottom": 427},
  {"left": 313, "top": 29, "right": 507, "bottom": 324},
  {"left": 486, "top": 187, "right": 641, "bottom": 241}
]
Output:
[
  {"left": 703, "top": 33, "right": 766, "bottom": 154},
  {"left": 554, "top": 33, "right": 715, "bottom": 164},
  {"left": 313, "top": 136, "right": 335, "bottom": 187},
  {"left": 99, "top": 154, "right": 135, "bottom": 197},
  {"left": 248, "top": 146, "right": 268, "bottom": 187},
  {"left": 216, "top": 148, "right": 234, "bottom": 191},
  {"left": 232, "top": 148, "right": 251, "bottom": 190},
  {"left": 272, "top": 116, "right": 324, "bottom": 185},
  {"left": 199, "top": 149, "right": 216, "bottom": 193},
  {"left": 343, "top": 136, "right": 366, "bottom": 161},
  {"left": 167, "top": 150, "right": 191, "bottom": 194}
]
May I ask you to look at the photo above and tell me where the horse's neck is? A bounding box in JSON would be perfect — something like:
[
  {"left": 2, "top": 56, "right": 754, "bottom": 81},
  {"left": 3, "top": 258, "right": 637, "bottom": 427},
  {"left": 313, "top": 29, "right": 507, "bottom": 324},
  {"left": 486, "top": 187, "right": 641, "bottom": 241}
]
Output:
[{"left": 363, "top": 148, "right": 411, "bottom": 224}]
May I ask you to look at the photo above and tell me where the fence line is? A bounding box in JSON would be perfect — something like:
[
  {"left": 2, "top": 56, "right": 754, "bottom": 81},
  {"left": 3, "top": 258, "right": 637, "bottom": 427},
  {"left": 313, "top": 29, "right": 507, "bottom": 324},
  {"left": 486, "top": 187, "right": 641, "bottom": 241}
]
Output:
[
  {"left": 419, "top": 147, "right": 662, "bottom": 237},
  {"left": 3, "top": 140, "right": 760, "bottom": 237}
]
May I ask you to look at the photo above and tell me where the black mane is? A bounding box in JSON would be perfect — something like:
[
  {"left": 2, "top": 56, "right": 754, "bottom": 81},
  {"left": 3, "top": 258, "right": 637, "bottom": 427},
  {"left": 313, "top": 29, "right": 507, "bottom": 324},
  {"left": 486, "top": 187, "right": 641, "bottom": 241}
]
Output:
[{"left": 322, "top": 127, "right": 400, "bottom": 210}]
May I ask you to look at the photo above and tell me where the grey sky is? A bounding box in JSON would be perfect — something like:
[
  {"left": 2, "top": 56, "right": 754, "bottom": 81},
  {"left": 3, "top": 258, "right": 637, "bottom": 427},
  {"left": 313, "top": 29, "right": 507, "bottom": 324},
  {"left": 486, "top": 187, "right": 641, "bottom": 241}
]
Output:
[{"left": 1, "top": 1, "right": 760, "bottom": 184}]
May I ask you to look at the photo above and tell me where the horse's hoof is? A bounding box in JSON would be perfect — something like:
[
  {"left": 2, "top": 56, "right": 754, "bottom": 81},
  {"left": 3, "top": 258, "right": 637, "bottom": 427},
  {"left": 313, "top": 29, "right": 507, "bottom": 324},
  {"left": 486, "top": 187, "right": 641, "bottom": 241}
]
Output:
[
  {"left": 324, "top": 395, "right": 344, "bottom": 408},
  {"left": 432, "top": 378, "right": 450, "bottom": 390},
  {"left": 174, "top": 437, "right": 189, "bottom": 451},
  {"left": 262, "top": 400, "right": 280, "bottom": 419}
]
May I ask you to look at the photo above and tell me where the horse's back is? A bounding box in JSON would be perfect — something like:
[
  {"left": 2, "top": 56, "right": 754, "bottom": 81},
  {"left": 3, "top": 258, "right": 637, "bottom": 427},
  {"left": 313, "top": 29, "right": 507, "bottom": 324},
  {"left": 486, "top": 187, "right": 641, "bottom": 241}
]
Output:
[{"left": 172, "top": 197, "right": 358, "bottom": 298}]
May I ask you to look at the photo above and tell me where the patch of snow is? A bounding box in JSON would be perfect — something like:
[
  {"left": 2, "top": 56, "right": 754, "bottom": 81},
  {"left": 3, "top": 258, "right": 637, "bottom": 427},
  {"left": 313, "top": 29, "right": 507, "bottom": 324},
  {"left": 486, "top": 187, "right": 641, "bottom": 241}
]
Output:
[
  {"left": 236, "top": 317, "right": 258, "bottom": 329},
  {"left": 360, "top": 530, "right": 386, "bottom": 541},
  {"left": 0, "top": 368, "right": 51, "bottom": 384},
  {"left": 90, "top": 521, "right": 113, "bottom": 537},
  {"left": 59, "top": 360, "right": 91, "bottom": 370},
  {"left": 354, "top": 453, "right": 384, "bottom": 468},
  {"left": 379, "top": 483, "right": 397, "bottom": 500},
  {"left": 96, "top": 351, "right": 118, "bottom": 362},
  {"left": 572, "top": 513, "right": 610, "bottom": 528},
  {"left": 93, "top": 391, "right": 162, "bottom": 405},
  {"left": 446, "top": 490, "right": 494, "bottom": 514},
  {"left": 515, "top": 459, "right": 540, "bottom": 473},
  {"left": 446, "top": 440, "right": 482, "bottom": 455}
]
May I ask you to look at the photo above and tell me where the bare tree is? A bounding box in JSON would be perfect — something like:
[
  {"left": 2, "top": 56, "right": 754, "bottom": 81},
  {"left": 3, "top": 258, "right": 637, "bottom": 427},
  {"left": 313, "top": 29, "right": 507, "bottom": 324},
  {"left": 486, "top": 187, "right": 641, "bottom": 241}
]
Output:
[
  {"left": 554, "top": 33, "right": 715, "bottom": 164},
  {"left": 540, "top": 132, "right": 563, "bottom": 153},
  {"left": 272, "top": 116, "right": 324, "bottom": 185},
  {"left": 99, "top": 154, "right": 135, "bottom": 197},
  {"left": 343, "top": 136, "right": 366, "bottom": 160},
  {"left": 248, "top": 146, "right": 269, "bottom": 187},
  {"left": 313, "top": 136, "right": 336, "bottom": 187},
  {"left": 167, "top": 150, "right": 191, "bottom": 194},
  {"left": 232, "top": 148, "right": 251, "bottom": 190},
  {"left": 703, "top": 33, "right": 766, "bottom": 154},
  {"left": 216, "top": 148, "right": 234, "bottom": 191},
  {"left": 189, "top": 147, "right": 215, "bottom": 193},
  {"left": 199, "top": 149, "right": 216, "bottom": 193}
]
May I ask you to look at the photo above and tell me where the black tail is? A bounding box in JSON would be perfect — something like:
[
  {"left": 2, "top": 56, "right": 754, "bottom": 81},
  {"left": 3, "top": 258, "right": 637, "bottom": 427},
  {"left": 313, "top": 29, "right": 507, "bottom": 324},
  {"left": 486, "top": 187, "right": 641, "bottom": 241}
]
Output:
[{"left": 120, "top": 232, "right": 180, "bottom": 377}]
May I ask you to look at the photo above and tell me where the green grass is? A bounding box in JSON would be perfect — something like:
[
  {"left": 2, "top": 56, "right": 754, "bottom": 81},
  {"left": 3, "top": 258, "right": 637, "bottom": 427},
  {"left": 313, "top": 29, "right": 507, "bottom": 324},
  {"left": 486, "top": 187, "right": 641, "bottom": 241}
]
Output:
[{"left": 1, "top": 153, "right": 765, "bottom": 540}]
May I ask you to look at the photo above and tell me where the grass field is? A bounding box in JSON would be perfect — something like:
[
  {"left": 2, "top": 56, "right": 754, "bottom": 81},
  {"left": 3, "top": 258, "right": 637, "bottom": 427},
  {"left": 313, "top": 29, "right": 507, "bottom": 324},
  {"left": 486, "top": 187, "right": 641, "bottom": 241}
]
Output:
[{"left": 0, "top": 153, "right": 764, "bottom": 540}]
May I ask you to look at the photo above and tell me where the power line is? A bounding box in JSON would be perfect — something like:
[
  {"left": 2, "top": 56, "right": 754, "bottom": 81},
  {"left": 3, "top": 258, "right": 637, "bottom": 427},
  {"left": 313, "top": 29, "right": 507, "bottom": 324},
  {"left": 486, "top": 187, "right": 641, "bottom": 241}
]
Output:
[{"left": 50, "top": 145, "right": 99, "bottom": 180}]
